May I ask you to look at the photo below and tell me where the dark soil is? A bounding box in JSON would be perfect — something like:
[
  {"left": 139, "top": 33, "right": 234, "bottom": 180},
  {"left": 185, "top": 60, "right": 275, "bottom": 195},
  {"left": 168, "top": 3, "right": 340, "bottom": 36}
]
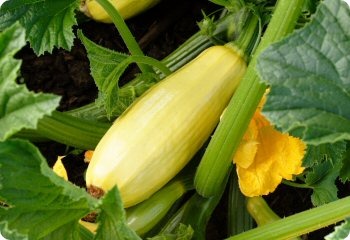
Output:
[{"left": 17, "top": 0, "right": 340, "bottom": 239}]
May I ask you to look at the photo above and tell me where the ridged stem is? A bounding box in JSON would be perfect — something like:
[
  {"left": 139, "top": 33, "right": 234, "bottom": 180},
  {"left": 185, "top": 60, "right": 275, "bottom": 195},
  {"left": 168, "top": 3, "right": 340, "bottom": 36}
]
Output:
[
  {"left": 229, "top": 196, "right": 350, "bottom": 239},
  {"left": 228, "top": 171, "right": 253, "bottom": 235},
  {"left": 194, "top": 0, "right": 306, "bottom": 197},
  {"left": 18, "top": 111, "right": 110, "bottom": 149}
]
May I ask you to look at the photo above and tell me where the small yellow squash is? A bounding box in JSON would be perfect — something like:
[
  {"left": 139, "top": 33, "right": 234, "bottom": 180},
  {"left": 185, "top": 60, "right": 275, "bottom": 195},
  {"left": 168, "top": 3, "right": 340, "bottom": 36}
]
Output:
[
  {"left": 81, "top": 0, "right": 161, "bottom": 23},
  {"left": 86, "top": 45, "right": 246, "bottom": 207}
]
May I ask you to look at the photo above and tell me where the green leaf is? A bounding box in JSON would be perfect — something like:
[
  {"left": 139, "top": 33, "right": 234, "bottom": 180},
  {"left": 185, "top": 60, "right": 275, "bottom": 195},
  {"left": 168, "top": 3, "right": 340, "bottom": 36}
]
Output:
[
  {"left": 0, "top": 139, "right": 98, "bottom": 239},
  {"left": 305, "top": 160, "right": 342, "bottom": 206},
  {"left": 41, "top": 221, "right": 81, "bottom": 240},
  {"left": 78, "top": 30, "right": 161, "bottom": 119},
  {"left": 0, "top": 0, "right": 78, "bottom": 55},
  {"left": 77, "top": 30, "right": 131, "bottom": 118},
  {"left": 94, "top": 187, "right": 141, "bottom": 240},
  {"left": 209, "top": 0, "right": 244, "bottom": 12},
  {"left": 303, "top": 141, "right": 347, "bottom": 167},
  {"left": 0, "top": 23, "right": 60, "bottom": 141},
  {"left": 325, "top": 218, "right": 350, "bottom": 240},
  {"left": 257, "top": 0, "right": 350, "bottom": 145},
  {"left": 339, "top": 144, "right": 350, "bottom": 183}
]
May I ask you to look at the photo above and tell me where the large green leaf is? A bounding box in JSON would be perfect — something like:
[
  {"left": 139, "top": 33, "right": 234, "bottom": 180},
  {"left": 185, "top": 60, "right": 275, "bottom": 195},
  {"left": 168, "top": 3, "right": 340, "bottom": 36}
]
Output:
[
  {"left": 0, "top": 0, "right": 78, "bottom": 55},
  {"left": 0, "top": 23, "right": 60, "bottom": 141},
  {"left": 0, "top": 139, "right": 98, "bottom": 240},
  {"left": 257, "top": 0, "right": 350, "bottom": 145}
]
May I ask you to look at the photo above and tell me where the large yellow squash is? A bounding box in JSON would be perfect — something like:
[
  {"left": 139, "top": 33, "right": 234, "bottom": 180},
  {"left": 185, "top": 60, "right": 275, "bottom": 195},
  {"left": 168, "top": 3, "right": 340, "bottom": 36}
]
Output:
[{"left": 85, "top": 45, "right": 247, "bottom": 207}]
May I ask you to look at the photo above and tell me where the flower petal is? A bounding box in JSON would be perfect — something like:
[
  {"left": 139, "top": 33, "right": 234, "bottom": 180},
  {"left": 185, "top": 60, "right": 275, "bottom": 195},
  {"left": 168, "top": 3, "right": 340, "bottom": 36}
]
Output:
[
  {"left": 235, "top": 112, "right": 305, "bottom": 197},
  {"left": 234, "top": 120, "right": 259, "bottom": 168}
]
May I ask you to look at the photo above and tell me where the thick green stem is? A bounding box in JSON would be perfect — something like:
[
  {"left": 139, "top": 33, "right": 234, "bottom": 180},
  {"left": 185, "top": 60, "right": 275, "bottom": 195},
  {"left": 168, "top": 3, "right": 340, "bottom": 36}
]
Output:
[
  {"left": 95, "top": 0, "right": 152, "bottom": 74},
  {"left": 227, "top": 11, "right": 260, "bottom": 59},
  {"left": 78, "top": 224, "right": 94, "bottom": 240},
  {"left": 19, "top": 111, "right": 110, "bottom": 149},
  {"left": 159, "top": 177, "right": 229, "bottom": 240},
  {"left": 246, "top": 197, "right": 301, "bottom": 240},
  {"left": 246, "top": 197, "right": 280, "bottom": 226},
  {"left": 229, "top": 196, "right": 350, "bottom": 239},
  {"left": 194, "top": 0, "right": 306, "bottom": 197},
  {"left": 228, "top": 172, "right": 253, "bottom": 235}
]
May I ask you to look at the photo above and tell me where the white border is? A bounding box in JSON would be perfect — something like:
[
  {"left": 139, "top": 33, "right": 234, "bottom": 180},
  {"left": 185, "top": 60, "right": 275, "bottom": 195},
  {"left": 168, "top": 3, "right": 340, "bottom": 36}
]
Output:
[
  {"left": 344, "top": 0, "right": 350, "bottom": 7},
  {"left": 0, "top": 0, "right": 348, "bottom": 239},
  {"left": 0, "top": 0, "right": 6, "bottom": 7}
]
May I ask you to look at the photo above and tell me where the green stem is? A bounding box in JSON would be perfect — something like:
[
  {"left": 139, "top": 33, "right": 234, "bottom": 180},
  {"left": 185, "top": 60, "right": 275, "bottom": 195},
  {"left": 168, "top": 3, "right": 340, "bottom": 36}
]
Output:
[
  {"left": 160, "top": 187, "right": 227, "bottom": 240},
  {"left": 22, "top": 111, "right": 110, "bottom": 150},
  {"left": 194, "top": 0, "right": 305, "bottom": 197},
  {"left": 95, "top": 0, "right": 152, "bottom": 74},
  {"left": 79, "top": 224, "right": 94, "bottom": 240},
  {"left": 245, "top": 197, "right": 301, "bottom": 240},
  {"left": 229, "top": 196, "right": 350, "bottom": 239},
  {"left": 121, "top": 55, "right": 172, "bottom": 77},
  {"left": 246, "top": 197, "right": 281, "bottom": 226},
  {"left": 282, "top": 180, "right": 312, "bottom": 189},
  {"left": 228, "top": 171, "right": 253, "bottom": 236},
  {"left": 246, "top": 197, "right": 301, "bottom": 240},
  {"left": 227, "top": 11, "right": 260, "bottom": 59}
]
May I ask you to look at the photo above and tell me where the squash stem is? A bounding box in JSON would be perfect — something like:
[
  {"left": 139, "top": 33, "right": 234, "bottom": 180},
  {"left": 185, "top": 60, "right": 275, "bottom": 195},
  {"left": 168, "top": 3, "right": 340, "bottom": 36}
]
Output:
[
  {"left": 194, "top": 0, "right": 306, "bottom": 197},
  {"left": 159, "top": 175, "right": 229, "bottom": 240},
  {"left": 246, "top": 197, "right": 281, "bottom": 225},
  {"left": 94, "top": 0, "right": 153, "bottom": 74},
  {"left": 225, "top": 10, "right": 260, "bottom": 60},
  {"left": 229, "top": 196, "right": 350, "bottom": 239},
  {"left": 228, "top": 171, "right": 253, "bottom": 236},
  {"left": 245, "top": 197, "right": 301, "bottom": 240},
  {"left": 17, "top": 111, "right": 110, "bottom": 149}
]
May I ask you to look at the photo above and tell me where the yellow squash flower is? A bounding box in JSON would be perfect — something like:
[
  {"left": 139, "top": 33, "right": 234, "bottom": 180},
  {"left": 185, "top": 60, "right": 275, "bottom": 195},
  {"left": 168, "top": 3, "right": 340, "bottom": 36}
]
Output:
[
  {"left": 233, "top": 96, "right": 306, "bottom": 197},
  {"left": 52, "top": 156, "right": 68, "bottom": 181}
]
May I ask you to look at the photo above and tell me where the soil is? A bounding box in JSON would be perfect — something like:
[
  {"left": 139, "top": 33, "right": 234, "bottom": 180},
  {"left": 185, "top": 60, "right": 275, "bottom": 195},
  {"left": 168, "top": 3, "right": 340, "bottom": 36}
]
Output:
[{"left": 16, "top": 0, "right": 341, "bottom": 239}]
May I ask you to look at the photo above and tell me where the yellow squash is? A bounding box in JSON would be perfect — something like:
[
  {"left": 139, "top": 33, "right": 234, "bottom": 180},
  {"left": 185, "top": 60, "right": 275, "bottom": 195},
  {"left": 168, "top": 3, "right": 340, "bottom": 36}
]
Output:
[
  {"left": 86, "top": 45, "right": 247, "bottom": 207},
  {"left": 81, "top": 0, "right": 161, "bottom": 23}
]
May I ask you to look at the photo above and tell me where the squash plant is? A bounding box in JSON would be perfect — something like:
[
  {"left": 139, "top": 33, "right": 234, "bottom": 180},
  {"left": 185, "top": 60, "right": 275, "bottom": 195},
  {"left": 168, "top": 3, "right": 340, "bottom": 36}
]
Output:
[{"left": 1, "top": 0, "right": 350, "bottom": 239}]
